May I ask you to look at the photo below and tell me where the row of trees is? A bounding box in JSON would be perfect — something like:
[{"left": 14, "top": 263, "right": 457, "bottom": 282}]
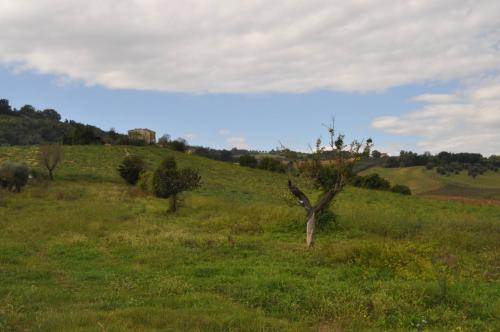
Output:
[
  {"left": 382, "top": 150, "right": 500, "bottom": 178},
  {"left": 238, "top": 154, "right": 285, "bottom": 173}
]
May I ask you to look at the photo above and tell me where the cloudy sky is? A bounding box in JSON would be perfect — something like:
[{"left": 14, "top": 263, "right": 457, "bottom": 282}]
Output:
[{"left": 1, "top": 0, "right": 499, "bottom": 154}]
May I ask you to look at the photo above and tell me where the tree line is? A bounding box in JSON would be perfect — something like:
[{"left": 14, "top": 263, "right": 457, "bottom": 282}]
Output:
[{"left": 380, "top": 150, "right": 500, "bottom": 178}]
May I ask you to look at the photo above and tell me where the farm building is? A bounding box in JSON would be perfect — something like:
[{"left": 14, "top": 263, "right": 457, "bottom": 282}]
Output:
[{"left": 128, "top": 128, "right": 156, "bottom": 144}]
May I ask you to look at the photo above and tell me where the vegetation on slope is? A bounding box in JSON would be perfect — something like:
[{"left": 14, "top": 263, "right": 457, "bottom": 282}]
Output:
[
  {"left": 362, "top": 166, "right": 500, "bottom": 201},
  {"left": 0, "top": 146, "right": 499, "bottom": 331}
]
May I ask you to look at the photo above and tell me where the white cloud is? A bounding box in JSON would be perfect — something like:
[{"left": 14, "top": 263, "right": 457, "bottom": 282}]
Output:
[
  {"left": 184, "top": 133, "right": 198, "bottom": 140},
  {"left": 411, "top": 93, "right": 458, "bottom": 104},
  {"left": 373, "top": 77, "right": 500, "bottom": 155},
  {"left": 226, "top": 136, "right": 249, "bottom": 149},
  {"left": 1, "top": 1, "right": 500, "bottom": 93}
]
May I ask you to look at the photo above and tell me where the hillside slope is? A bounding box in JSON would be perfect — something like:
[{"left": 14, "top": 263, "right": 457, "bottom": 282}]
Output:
[
  {"left": 361, "top": 166, "right": 500, "bottom": 200},
  {"left": 1, "top": 146, "right": 499, "bottom": 331}
]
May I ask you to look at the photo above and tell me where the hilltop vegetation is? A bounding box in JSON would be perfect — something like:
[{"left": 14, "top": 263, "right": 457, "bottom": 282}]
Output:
[
  {"left": 362, "top": 166, "right": 500, "bottom": 201},
  {"left": 1, "top": 145, "right": 499, "bottom": 331}
]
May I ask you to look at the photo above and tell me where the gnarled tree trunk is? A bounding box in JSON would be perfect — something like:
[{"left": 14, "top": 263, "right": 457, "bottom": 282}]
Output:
[
  {"left": 306, "top": 211, "right": 316, "bottom": 247},
  {"left": 288, "top": 180, "right": 340, "bottom": 248}
]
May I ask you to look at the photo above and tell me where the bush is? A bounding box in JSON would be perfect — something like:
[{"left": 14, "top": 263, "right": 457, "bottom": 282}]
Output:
[
  {"left": 239, "top": 154, "right": 258, "bottom": 168},
  {"left": 169, "top": 139, "right": 188, "bottom": 152},
  {"left": 258, "top": 157, "right": 285, "bottom": 173},
  {"left": 118, "top": 155, "right": 146, "bottom": 185},
  {"left": 391, "top": 184, "right": 412, "bottom": 195},
  {"left": 361, "top": 173, "right": 391, "bottom": 190},
  {"left": 0, "top": 163, "right": 29, "bottom": 192}
]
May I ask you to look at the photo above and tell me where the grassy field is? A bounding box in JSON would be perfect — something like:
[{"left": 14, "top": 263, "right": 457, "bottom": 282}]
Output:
[
  {"left": 1, "top": 146, "right": 499, "bottom": 331},
  {"left": 361, "top": 166, "right": 500, "bottom": 200}
]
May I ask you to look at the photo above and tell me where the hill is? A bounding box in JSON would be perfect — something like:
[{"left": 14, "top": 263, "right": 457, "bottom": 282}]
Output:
[
  {"left": 1, "top": 146, "right": 499, "bottom": 331},
  {"left": 361, "top": 166, "right": 500, "bottom": 201}
]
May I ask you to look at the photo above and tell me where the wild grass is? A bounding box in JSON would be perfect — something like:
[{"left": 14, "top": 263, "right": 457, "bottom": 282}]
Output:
[{"left": 0, "top": 146, "right": 499, "bottom": 331}]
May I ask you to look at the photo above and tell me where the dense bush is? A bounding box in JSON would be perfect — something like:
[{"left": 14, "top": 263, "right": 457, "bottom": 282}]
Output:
[
  {"left": 239, "top": 154, "right": 258, "bottom": 168},
  {"left": 258, "top": 157, "right": 285, "bottom": 173},
  {"left": 118, "top": 155, "right": 146, "bottom": 185},
  {"left": 0, "top": 163, "right": 29, "bottom": 192},
  {"left": 358, "top": 173, "right": 391, "bottom": 190},
  {"left": 152, "top": 156, "right": 201, "bottom": 212},
  {"left": 391, "top": 184, "right": 412, "bottom": 195}
]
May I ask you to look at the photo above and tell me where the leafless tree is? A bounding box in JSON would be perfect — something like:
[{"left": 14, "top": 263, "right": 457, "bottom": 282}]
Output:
[
  {"left": 286, "top": 120, "right": 372, "bottom": 247},
  {"left": 39, "top": 144, "right": 64, "bottom": 180}
]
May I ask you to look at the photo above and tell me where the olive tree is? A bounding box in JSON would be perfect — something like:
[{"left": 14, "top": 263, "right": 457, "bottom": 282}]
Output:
[
  {"left": 152, "top": 156, "right": 201, "bottom": 212},
  {"left": 286, "top": 121, "right": 373, "bottom": 247},
  {"left": 0, "top": 163, "right": 29, "bottom": 192},
  {"left": 39, "top": 144, "right": 63, "bottom": 180}
]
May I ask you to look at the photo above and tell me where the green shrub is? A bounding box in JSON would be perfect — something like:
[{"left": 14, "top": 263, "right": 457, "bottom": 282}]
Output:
[
  {"left": 117, "top": 155, "right": 146, "bottom": 185},
  {"left": 391, "top": 184, "right": 412, "bottom": 195},
  {"left": 0, "top": 163, "right": 29, "bottom": 192},
  {"left": 239, "top": 154, "right": 258, "bottom": 168},
  {"left": 258, "top": 157, "right": 285, "bottom": 173}
]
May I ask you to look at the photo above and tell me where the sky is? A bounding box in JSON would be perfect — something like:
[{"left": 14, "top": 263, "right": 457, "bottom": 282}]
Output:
[{"left": 1, "top": 0, "right": 500, "bottom": 155}]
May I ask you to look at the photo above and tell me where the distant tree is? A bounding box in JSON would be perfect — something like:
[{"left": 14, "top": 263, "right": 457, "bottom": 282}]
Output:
[
  {"left": 239, "top": 154, "right": 258, "bottom": 168},
  {"left": 371, "top": 150, "right": 382, "bottom": 159},
  {"left": 39, "top": 144, "right": 63, "bottom": 180},
  {"left": 0, "top": 163, "right": 29, "bottom": 192},
  {"left": 285, "top": 120, "right": 373, "bottom": 247},
  {"left": 219, "top": 150, "right": 233, "bottom": 162},
  {"left": 118, "top": 155, "right": 146, "bottom": 185},
  {"left": 19, "top": 105, "right": 37, "bottom": 117},
  {"left": 158, "top": 134, "right": 171, "bottom": 148},
  {"left": 361, "top": 173, "right": 391, "bottom": 190},
  {"left": 258, "top": 157, "right": 285, "bottom": 173},
  {"left": 0, "top": 99, "right": 13, "bottom": 115},
  {"left": 152, "top": 156, "right": 201, "bottom": 212},
  {"left": 41, "top": 109, "right": 61, "bottom": 121},
  {"left": 391, "top": 184, "right": 411, "bottom": 195},
  {"left": 169, "top": 138, "right": 188, "bottom": 152},
  {"left": 384, "top": 156, "right": 400, "bottom": 168}
]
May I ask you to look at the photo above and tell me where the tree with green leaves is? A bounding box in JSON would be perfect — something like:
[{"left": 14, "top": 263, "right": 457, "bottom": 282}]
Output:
[
  {"left": 152, "top": 156, "right": 201, "bottom": 212},
  {"left": 286, "top": 120, "right": 373, "bottom": 247},
  {"left": 118, "top": 154, "right": 146, "bottom": 185}
]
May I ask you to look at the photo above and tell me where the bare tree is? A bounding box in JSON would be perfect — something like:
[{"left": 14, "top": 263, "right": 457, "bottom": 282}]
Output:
[
  {"left": 39, "top": 144, "right": 63, "bottom": 180},
  {"left": 286, "top": 120, "right": 373, "bottom": 247}
]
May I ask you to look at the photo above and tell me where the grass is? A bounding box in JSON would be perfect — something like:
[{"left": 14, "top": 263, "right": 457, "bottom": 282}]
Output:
[
  {"left": 1, "top": 145, "right": 499, "bottom": 331},
  {"left": 362, "top": 166, "right": 500, "bottom": 200}
]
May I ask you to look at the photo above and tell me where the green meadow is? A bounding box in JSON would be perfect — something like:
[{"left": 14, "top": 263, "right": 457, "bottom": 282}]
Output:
[{"left": 1, "top": 146, "right": 499, "bottom": 331}]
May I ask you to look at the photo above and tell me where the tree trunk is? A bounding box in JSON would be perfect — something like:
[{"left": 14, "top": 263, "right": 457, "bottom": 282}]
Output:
[
  {"left": 306, "top": 212, "right": 316, "bottom": 248},
  {"left": 169, "top": 194, "right": 177, "bottom": 212},
  {"left": 49, "top": 169, "right": 54, "bottom": 181}
]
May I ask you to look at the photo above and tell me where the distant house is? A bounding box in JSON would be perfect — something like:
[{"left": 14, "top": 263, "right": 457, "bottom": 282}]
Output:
[{"left": 128, "top": 128, "right": 156, "bottom": 144}]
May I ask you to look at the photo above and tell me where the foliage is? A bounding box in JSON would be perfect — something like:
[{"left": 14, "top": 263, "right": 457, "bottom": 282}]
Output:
[
  {"left": 0, "top": 162, "right": 29, "bottom": 192},
  {"left": 391, "top": 184, "right": 412, "bottom": 195},
  {"left": 258, "top": 157, "right": 284, "bottom": 173},
  {"left": 152, "top": 156, "right": 201, "bottom": 212},
  {"left": 0, "top": 98, "right": 128, "bottom": 146},
  {"left": 239, "top": 154, "right": 258, "bottom": 168},
  {"left": 117, "top": 155, "right": 146, "bottom": 185}
]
